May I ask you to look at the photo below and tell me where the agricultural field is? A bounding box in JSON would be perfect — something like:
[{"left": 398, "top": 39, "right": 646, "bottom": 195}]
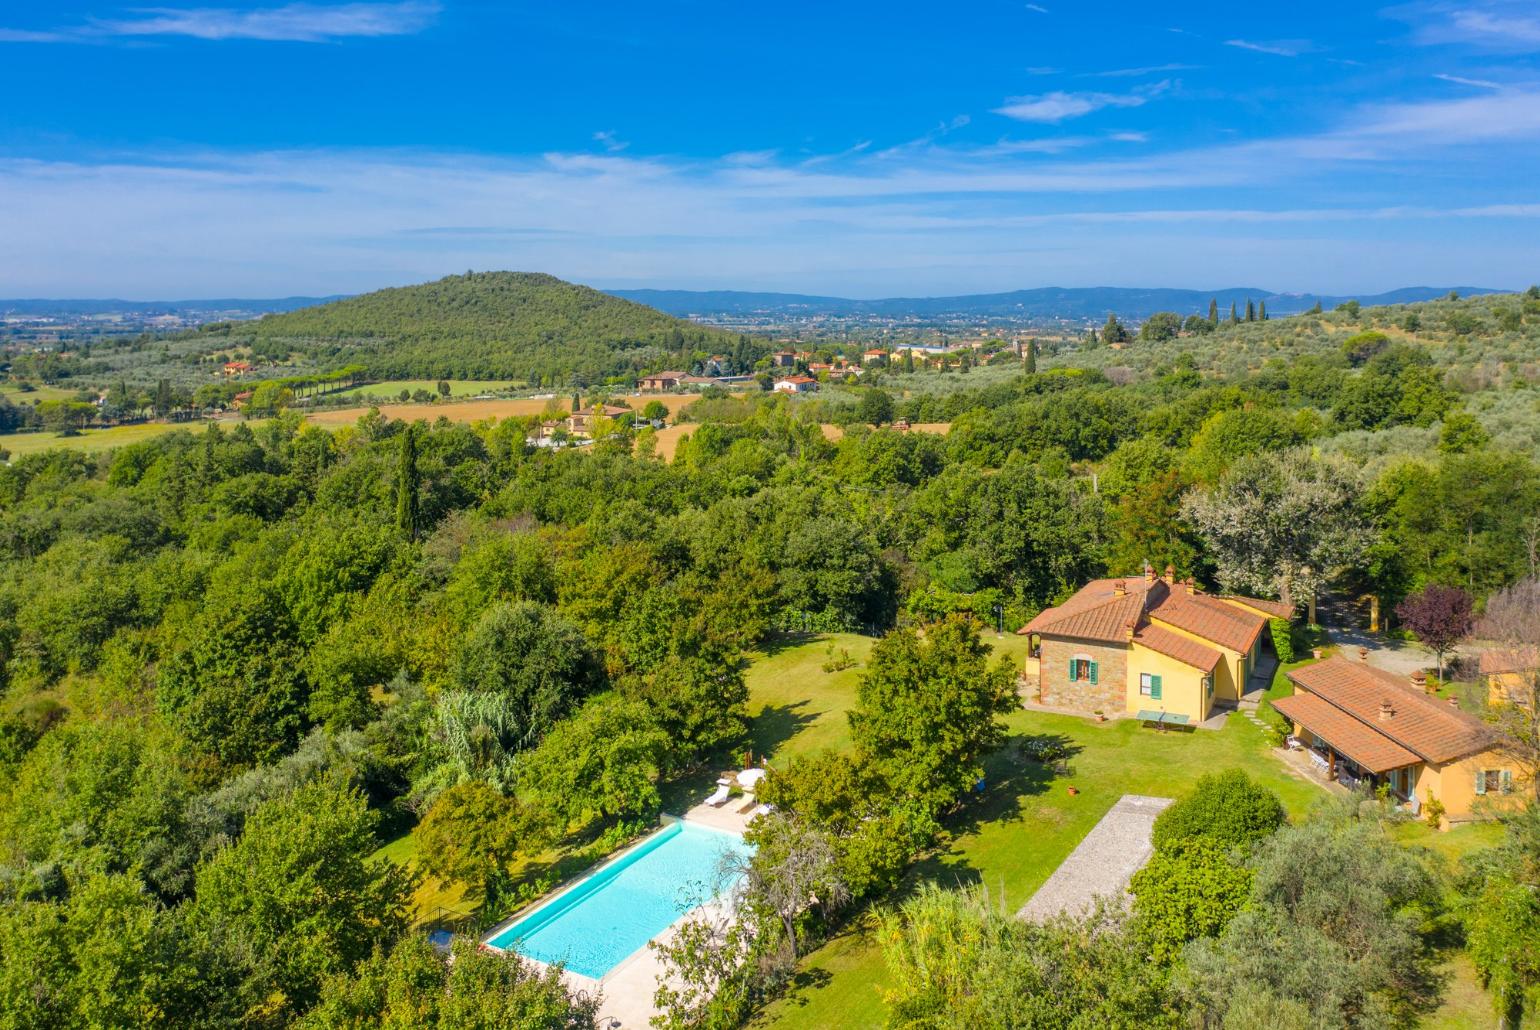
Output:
[
  {"left": 319, "top": 379, "right": 521, "bottom": 404},
  {"left": 0, "top": 420, "right": 206, "bottom": 457}
]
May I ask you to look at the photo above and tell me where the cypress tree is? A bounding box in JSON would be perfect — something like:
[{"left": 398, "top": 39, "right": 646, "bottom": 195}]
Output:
[
  {"left": 1228, "top": 302, "right": 1239, "bottom": 324},
  {"left": 1208, "top": 298, "right": 1219, "bottom": 325},
  {"left": 1246, "top": 298, "right": 1256, "bottom": 322},
  {"left": 1024, "top": 339, "right": 1037, "bottom": 373},
  {"left": 154, "top": 378, "right": 172, "bottom": 416},
  {"left": 571, "top": 392, "right": 581, "bottom": 412},
  {"left": 396, "top": 424, "right": 420, "bottom": 541},
  {"left": 1259, "top": 300, "right": 1268, "bottom": 320}
]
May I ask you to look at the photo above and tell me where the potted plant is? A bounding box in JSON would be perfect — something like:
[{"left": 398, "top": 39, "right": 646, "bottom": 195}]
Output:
[
  {"left": 1066, "top": 785, "right": 1080, "bottom": 796},
  {"left": 1311, "top": 647, "right": 1323, "bottom": 659},
  {"left": 1093, "top": 709, "right": 1106, "bottom": 723}
]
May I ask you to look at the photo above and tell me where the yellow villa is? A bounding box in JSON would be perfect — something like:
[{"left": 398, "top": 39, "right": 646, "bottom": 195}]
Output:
[
  {"left": 1017, "top": 564, "right": 1292, "bottom": 727},
  {"left": 1274, "top": 655, "right": 1525, "bottom": 824}
]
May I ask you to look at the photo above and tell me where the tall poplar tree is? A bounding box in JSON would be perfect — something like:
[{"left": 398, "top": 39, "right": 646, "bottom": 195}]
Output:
[
  {"left": 396, "top": 424, "right": 420, "bottom": 541},
  {"left": 1246, "top": 298, "right": 1256, "bottom": 322},
  {"left": 1208, "top": 298, "right": 1219, "bottom": 326}
]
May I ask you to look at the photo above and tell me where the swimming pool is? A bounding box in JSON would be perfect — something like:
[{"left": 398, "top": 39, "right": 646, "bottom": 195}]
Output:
[{"left": 486, "top": 820, "right": 752, "bottom": 979}]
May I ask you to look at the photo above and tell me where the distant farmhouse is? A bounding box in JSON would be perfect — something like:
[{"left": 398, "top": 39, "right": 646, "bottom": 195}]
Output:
[
  {"left": 640, "top": 371, "right": 685, "bottom": 391},
  {"left": 1019, "top": 565, "right": 1288, "bottom": 727},
  {"left": 773, "top": 375, "right": 818, "bottom": 394}
]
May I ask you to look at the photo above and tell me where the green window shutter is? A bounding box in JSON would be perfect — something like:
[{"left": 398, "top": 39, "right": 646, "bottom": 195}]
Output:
[
  {"left": 1069, "top": 662, "right": 1078, "bottom": 682},
  {"left": 1151, "top": 675, "right": 1162, "bottom": 700},
  {"left": 1089, "top": 662, "right": 1099, "bottom": 685},
  {"left": 1502, "top": 770, "right": 1514, "bottom": 795},
  {"left": 1475, "top": 770, "right": 1487, "bottom": 796}
]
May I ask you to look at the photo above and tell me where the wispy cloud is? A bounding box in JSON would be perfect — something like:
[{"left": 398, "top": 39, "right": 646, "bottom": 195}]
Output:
[
  {"left": 1396, "top": 2, "right": 1540, "bottom": 51},
  {"left": 5, "top": 87, "right": 1540, "bottom": 294},
  {"left": 1434, "top": 72, "right": 1504, "bottom": 89},
  {"left": 1025, "top": 4, "right": 1049, "bottom": 14},
  {"left": 0, "top": 2, "right": 441, "bottom": 44},
  {"left": 592, "top": 130, "right": 628, "bottom": 153},
  {"left": 1224, "top": 38, "right": 1314, "bottom": 57},
  {"left": 994, "top": 80, "right": 1170, "bottom": 123},
  {"left": 1083, "top": 63, "right": 1199, "bottom": 78}
]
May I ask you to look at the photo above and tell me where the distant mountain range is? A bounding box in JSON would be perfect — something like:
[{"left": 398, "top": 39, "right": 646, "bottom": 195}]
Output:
[
  {"left": 3, "top": 283, "right": 1506, "bottom": 324},
  {"left": 0, "top": 297, "right": 345, "bottom": 317},
  {"left": 607, "top": 285, "right": 1504, "bottom": 321}
]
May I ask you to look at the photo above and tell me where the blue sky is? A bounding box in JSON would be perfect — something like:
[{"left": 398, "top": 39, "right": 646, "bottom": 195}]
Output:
[{"left": 2, "top": 1, "right": 1539, "bottom": 297}]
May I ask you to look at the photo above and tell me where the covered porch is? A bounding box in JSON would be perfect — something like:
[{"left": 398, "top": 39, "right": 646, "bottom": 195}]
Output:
[{"left": 1271, "top": 692, "right": 1422, "bottom": 808}]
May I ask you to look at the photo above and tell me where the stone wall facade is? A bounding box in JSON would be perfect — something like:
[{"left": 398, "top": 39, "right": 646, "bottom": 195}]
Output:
[{"left": 1037, "top": 637, "right": 1128, "bottom": 714}]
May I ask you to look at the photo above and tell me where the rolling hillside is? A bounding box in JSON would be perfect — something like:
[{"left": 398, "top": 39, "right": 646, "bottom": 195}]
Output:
[{"left": 197, "top": 272, "right": 750, "bottom": 384}]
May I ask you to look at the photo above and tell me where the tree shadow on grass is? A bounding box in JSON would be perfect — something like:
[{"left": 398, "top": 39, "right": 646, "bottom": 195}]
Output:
[
  {"left": 749, "top": 699, "right": 820, "bottom": 759},
  {"left": 754, "top": 630, "right": 824, "bottom": 659},
  {"left": 908, "top": 732, "right": 1080, "bottom": 890}
]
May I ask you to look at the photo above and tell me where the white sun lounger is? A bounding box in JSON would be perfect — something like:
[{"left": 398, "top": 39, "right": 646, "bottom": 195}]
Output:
[{"left": 704, "top": 781, "right": 733, "bottom": 807}]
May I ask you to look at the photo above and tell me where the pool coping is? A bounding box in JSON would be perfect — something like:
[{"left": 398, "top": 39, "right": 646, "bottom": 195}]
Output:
[{"left": 480, "top": 812, "right": 750, "bottom": 1020}]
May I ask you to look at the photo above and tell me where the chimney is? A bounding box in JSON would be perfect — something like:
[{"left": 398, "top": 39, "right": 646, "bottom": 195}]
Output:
[
  {"left": 1358, "top": 646, "right": 1369, "bottom": 662},
  {"left": 1113, "top": 579, "right": 1127, "bottom": 597},
  {"left": 1143, "top": 561, "right": 1155, "bottom": 584},
  {"left": 1378, "top": 699, "right": 1394, "bottom": 721},
  {"left": 1164, "top": 564, "right": 1175, "bottom": 586},
  {"left": 1448, "top": 697, "right": 1461, "bottom": 709},
  {"left": 1410, "top": 670, "right": 1427, "bottom": 692}
]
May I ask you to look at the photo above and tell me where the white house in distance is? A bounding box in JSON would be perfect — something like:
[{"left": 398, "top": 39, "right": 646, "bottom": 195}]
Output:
[{"left": 773, "top": 375, "right": 818, "bottom": 394}]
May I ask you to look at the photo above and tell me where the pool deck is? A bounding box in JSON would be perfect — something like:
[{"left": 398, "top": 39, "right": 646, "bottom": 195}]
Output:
[{"left": 486, "top": 800, "right": 758, "bottom": 1028}]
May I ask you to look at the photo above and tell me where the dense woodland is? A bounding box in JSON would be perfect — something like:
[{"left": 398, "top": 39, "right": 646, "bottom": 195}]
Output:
[{"left": 2, "top": 287, "right": 1540, "bottom": 1027}]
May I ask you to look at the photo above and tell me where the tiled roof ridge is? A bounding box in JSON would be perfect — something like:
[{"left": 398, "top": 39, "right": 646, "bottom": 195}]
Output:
[{"left": 1290, "top": 657, "right": 1496, "bottom": 762}]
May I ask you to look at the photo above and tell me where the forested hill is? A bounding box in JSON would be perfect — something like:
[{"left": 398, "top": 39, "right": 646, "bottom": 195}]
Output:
[{"left": 195, "top": 272, "right": 751, "bottom": 386}]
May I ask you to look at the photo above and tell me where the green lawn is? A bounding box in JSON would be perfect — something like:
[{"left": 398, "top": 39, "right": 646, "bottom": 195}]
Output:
[
  {"left": 324, "top": 379, "right": 518, "bottom": 403},
  {"left": 742, "top": 633, "right": 1496, "bottom": 1029},
  {"left": 0, "top": 421, "right": 193, "bottom": 457},
  {"left": 0, "top": 383, "right": 79, "bottom": 404}
]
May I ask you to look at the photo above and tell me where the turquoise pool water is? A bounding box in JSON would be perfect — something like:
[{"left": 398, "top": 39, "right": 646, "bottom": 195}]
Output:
[{"left": 486, "top": 821, "right": 751, "bottom": 979}]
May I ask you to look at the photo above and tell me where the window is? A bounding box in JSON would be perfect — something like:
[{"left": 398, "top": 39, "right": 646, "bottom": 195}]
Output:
[
  {"left": 1069, "top": 657, "right": 1098, "bottom": 684},
  {"left": 1477, "top": 769, "right": 1515, "bottom": 795},
  {"left": 1139, "top": 673, "right": 1162, "bottom": 699},
  {"left": 1203, "top": 676, "right": 1213, "bottom": 697}
]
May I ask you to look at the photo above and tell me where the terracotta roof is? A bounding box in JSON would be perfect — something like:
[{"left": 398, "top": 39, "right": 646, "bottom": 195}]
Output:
[
  {"left": 1271, "top": 693, "right": 1421, "bottom": 773},
  {"left": 1287, "top": 657, "right": 1495, "bottom": 763},
  {"left": 1133, "top": 624, "right": 1223, "bottom": 672},
  {"left": 575, "top": 404, "right": 629, "bottom": 417},
  {"left": 1020, "top": 578, "right": 1166, "bottom": 643},
  {"left": 1217, "top": 594, "right": 1295, "bottom": 620},
  {"left": 1479, "top": 647, "right": 1540, "bottom": 675},
  {"left": 645, "top": 371, "right": 686, "bottom": 379},
  {"left": 1150, "top": 592, "right": 1266, "bottom": 654}
]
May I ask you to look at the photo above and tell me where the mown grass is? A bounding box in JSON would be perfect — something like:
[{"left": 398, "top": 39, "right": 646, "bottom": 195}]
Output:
[
  {"left": 322, "top": 379, "right": 520, "bottom": 403},
  {"left": 0, "top": 383, "right": 79, "bottom": 404},
  {"left": 0, "top": 421, "right": 195, "bottom": 457}
]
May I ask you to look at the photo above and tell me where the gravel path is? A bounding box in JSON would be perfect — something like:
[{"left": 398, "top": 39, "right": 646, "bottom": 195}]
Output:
[{"left": 1015, "top": 794, "right": 1173, "bottom": 922}]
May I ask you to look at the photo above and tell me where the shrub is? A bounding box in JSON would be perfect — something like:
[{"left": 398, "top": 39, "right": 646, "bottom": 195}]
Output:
[
  {"left": 1152, "top": 770, "right": 1286, "bottom": 852},
  {"left": 1020, "top": 737, "right": 1069, "bottom": 763},
  {"left": 1269, "top": 618, "right": 1295, "bottom": 664}
]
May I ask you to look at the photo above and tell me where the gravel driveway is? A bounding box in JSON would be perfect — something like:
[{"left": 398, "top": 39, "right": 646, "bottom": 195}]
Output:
[{"left": 1015, "top": 794, "right": 1173, "bottom": 922}]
